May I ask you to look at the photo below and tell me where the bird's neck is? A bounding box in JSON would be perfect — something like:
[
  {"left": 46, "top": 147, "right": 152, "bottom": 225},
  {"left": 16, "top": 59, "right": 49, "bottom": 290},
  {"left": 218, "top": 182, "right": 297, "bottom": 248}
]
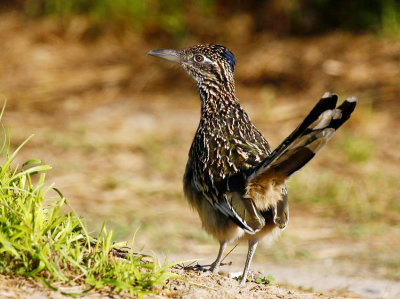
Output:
[{"left": 197, "top": 79, "right": 240, "bottom": 118}]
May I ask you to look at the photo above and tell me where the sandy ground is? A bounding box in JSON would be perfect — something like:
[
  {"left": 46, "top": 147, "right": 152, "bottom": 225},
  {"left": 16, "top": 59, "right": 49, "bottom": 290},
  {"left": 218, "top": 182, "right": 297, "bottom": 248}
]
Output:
[
  {"left": 0, "top": 272, "right": 349, "bottom": 299},
  {"left": 3, "top": 264, "right": 398, "bottom": 298}
]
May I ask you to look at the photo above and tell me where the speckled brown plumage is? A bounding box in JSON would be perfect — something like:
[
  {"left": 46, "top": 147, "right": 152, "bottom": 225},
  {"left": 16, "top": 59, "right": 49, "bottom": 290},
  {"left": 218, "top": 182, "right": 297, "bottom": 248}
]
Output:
[{"left": 148, "top": 44, "right": 357, "bottom": 285}]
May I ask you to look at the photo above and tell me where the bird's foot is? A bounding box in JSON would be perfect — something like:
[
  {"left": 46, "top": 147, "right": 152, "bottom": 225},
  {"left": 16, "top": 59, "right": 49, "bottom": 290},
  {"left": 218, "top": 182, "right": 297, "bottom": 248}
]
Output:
[
  {"left": 209, "top": 264, "right": 220, "bottom": 274},
  {"left": 239, "top": 276, "right": 247, "bottom": 286},
  {"left": 182, "top": 263, "right": 209, "bottom": 272},
  {"left": 182, "top": 261, "right": 232, "bottom": 275},
  {"left": 234, "top": 270, "right": 274, "bottom": 286},
  {"left": 181, "top": 264, "right": 214, "bottom": 278},
  {"left": 228, "top": 271, "right": 247, "bottom": 286},
  {"left": 191, "top": 263, "right": 219, "bottom": 274}
]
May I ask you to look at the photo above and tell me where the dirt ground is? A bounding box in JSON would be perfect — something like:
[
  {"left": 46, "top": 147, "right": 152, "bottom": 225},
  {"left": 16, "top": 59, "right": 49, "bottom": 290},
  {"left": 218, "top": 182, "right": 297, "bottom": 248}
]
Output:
[
  {"left": 0, "top": 271, "right": 340, "bottom": 299},
  {"left": 0, "top": 12, "right": 399, "bottom": 298}
]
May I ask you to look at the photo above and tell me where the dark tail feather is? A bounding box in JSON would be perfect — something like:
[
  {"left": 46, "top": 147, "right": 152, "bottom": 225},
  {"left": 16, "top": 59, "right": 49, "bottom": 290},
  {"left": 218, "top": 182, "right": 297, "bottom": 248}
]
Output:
[{"left": 248, "top": 93, "right": 357, "bottom": 184}]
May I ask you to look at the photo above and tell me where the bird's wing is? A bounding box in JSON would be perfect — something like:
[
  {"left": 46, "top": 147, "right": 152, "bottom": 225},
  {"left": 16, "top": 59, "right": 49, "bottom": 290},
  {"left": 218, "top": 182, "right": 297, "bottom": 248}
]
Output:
[
  {"left": 216, "top": 194, "right": 265, "bottom": 233},
  {"left": 212, "top": 176, "right": 290, "bottom": 234},
  {"left": 246, "top": 92, "right": 357, "bottom": 192},
  {"left": 191, "top": 134, "right": 269, "bottom": 234}
]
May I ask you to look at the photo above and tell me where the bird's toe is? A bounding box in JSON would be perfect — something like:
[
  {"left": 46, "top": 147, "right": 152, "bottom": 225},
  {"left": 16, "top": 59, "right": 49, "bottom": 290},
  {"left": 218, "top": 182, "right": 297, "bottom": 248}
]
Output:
[
  {"left": 209, "top": 264, "right": 220, "bottom": 274},
  {"left": 239, "top": 277, "right": 247, "bottom": 287}
]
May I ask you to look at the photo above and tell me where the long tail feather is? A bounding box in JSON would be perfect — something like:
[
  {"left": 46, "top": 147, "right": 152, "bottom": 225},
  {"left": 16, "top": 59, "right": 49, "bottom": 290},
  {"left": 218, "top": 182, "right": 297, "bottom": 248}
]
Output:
[{"left": 248, "top": 93, "right": 357, "bottom": 184}]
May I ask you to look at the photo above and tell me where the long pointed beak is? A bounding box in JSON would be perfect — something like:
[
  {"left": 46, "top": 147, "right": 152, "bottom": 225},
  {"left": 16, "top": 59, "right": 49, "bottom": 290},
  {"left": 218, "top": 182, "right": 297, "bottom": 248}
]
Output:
[{"left": 147, "top": 49, "right": 181, "bottom": 64}]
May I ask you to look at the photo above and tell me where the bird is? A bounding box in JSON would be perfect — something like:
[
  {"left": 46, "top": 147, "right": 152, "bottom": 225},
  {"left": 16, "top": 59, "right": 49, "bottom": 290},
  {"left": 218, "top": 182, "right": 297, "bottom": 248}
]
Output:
[{"left": 147, "top": 44, "right": 357, "bottom": 286}]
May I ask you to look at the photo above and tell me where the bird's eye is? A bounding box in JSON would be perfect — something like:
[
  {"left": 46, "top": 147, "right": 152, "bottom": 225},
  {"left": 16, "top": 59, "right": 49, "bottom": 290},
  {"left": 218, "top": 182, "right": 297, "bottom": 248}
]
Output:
[{"left": 194, "top": 54, "right": 204, "bottom": 63}]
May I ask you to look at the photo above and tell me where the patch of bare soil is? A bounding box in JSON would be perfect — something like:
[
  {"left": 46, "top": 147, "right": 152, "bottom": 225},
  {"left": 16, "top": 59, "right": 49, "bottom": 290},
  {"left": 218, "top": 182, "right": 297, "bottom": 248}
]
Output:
[
  {"left": 0, "top": 275, "right": 98, "bottom": 299},
  {"left": 0, "top": 272, "right": 339, "bottom": 299},
  {"left": 166, "top": 268, "right": 332, "bottom": 299}
]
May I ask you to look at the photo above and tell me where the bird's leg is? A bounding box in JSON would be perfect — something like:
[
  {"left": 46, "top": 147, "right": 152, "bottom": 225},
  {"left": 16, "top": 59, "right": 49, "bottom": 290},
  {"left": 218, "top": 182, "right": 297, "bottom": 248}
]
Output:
[
  {"left": 239, "top": 238, "right": 258, "bottom": 286},
  {"left": 209, "top": 241, "right": 227, "bottom": 274}
]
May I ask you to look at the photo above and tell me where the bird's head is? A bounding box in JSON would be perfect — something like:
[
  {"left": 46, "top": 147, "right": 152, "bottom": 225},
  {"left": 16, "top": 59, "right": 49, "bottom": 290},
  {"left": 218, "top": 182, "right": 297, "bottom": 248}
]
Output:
[{"left": 148, "top": 44, "right": 236, "bottom": 85}]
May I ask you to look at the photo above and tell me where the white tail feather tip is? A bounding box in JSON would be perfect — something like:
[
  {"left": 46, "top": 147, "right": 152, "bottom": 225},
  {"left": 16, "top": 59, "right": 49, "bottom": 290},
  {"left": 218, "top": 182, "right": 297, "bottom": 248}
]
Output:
[
  {"left": 322, "top": 92, "right": 331, "bottom": 98},
  {"left": 346, "top": 96, "right": 358, "bottom": 103}
]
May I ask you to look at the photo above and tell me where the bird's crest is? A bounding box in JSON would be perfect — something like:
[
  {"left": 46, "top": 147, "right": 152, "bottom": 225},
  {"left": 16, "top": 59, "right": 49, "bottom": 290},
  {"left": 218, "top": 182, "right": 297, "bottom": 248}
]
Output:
[{"left": 210, "top": 44, "right": 236, "bottom": 71}]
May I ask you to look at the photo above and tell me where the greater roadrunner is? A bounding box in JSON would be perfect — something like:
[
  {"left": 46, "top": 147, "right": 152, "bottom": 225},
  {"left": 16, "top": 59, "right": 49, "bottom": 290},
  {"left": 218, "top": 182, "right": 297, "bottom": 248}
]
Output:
[{"left": 148, "top": 44, "right": 357, "bottom": 285}]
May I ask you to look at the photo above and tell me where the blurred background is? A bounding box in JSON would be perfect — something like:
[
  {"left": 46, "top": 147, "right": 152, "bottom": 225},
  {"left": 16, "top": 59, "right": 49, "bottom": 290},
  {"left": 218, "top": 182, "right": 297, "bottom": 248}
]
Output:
[{"left": 1, "top": 0, "right": 399, "bottom": 295}]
